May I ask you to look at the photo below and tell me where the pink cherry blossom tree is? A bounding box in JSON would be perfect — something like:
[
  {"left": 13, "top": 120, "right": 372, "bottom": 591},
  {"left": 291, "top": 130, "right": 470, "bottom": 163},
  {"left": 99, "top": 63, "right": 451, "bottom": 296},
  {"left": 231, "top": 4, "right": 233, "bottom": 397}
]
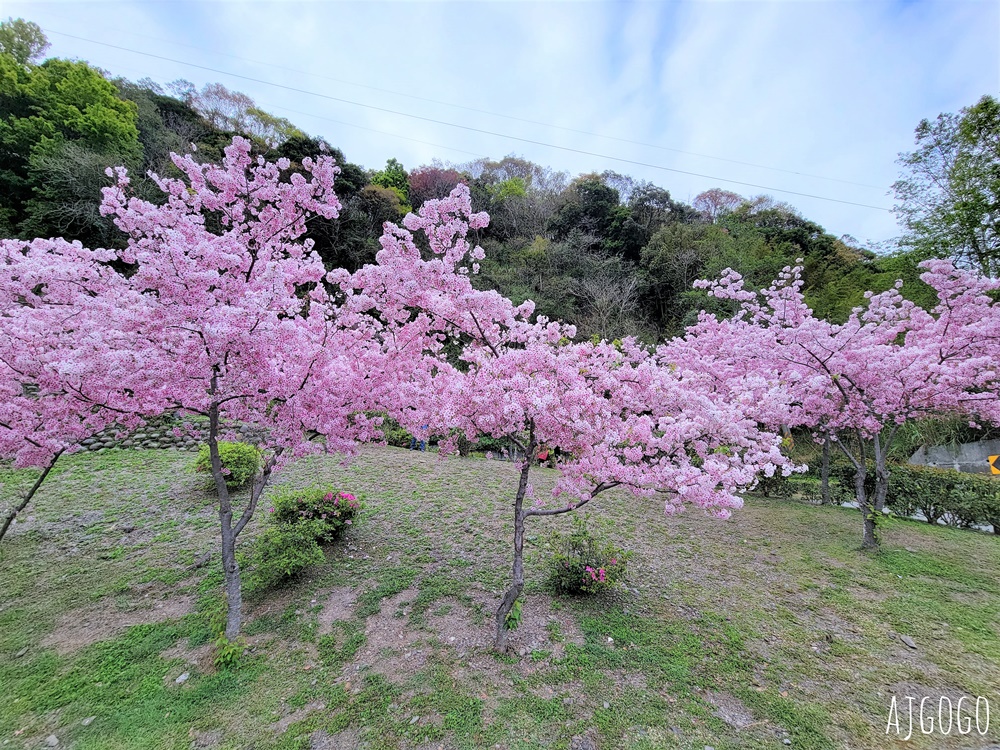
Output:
[
  {"left": 96, "top": 138, "right": 413, "bottom": 638},
  {"left": 336, "top": 184, "right": 796, "bottom": 650},
  {"left": 0, "top": 238, "right": 146, "bottom": 542},
  {"left": 696, "top": 261, "right": 1000, "bottom": 549},
  {"left": 449, "top": 337, "right": 796, "bottom": 651}
]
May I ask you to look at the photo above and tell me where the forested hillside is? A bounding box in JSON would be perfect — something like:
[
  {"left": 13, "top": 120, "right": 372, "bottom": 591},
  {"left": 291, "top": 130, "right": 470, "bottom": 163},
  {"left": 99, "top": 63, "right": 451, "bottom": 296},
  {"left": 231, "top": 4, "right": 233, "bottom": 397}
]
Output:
[{"left": 0, "top": 20, "right": 948, "bottom": 340}]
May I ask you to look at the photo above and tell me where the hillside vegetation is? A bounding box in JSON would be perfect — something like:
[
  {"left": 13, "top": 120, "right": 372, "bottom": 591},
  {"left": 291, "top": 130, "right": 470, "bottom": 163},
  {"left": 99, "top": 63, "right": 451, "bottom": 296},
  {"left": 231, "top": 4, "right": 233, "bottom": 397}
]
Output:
[{"left": 0, "top": 24, "right": 943, "bottom": 343}]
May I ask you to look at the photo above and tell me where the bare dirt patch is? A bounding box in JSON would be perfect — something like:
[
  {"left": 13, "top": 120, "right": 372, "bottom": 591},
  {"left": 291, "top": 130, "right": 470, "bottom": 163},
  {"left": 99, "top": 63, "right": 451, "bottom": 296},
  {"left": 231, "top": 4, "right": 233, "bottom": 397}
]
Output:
[
  {"left": 160, "top": 637, "right": 214, "bottom": 672},
  {"left": 424, "top": 589, "right": 584, "bottom": 662},
  {"left": 41, "top": 592, "right": 195, "bottom": 654},
  {"left": 349, "top": 588, "right": 426, "bottom": 683},
  {"left": 705, "top": 689, "right": 757, "bottom": 729},
  {"left": 317, "top": 586, "right": 356, "bottom": 635},
  {"left": 309, "top": 727, "right": 362, "bottom": 750},
  {"left": 602, "top": 669, "right": 649, "bottom": 691},
  {"left": 271, "top": 701, "right": 328, "bottom": 734},
  {"left": 424, "top": 595, "right": 491, "bottom": 655}
]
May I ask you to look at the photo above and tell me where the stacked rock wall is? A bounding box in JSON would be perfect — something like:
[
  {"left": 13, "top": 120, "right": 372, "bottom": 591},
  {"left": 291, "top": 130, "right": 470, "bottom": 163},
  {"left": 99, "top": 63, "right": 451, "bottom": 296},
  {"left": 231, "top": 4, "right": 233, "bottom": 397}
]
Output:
[{"left": 79, "top": 414, "right": 264, "bottom": 453}]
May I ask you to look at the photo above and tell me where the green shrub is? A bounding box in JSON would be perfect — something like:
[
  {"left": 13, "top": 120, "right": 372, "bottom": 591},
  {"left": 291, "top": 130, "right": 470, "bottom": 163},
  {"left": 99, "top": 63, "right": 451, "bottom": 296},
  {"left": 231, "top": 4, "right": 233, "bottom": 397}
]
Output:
[
  {"left": 548, "top": 515, "right": 631, "bottom": 595},
  {"left": 756, "top": 472, "right": 793, "bottom": 498},
  {"left": 240, "top": 522, "right": 325, "bottom": 594},
  {"left": 888, "top": 464, "right": 957, "bottom": 524},
  {"left": 473, "top": 435, "right": 514, "bottom": 455},
  {"left": 384, "top": 423, "right": 414, "bottom": 448},
  {"left": 830, "top": 459, "right": 876, "bottom": 503},
  {"left": 269, "top": 486, "right": 362, "bottom": 542},
  {"left": 194, "top": 442, "right": 261, "bottom": 489},
  {"left": 888, "top": 464, "right": 1000, "bottom": 532},
  {"left": 372, "top": 414, "right": 414, "bottom": 448},
  {"left": 213, "top": 636, "right": 245, "bottom": 670}
]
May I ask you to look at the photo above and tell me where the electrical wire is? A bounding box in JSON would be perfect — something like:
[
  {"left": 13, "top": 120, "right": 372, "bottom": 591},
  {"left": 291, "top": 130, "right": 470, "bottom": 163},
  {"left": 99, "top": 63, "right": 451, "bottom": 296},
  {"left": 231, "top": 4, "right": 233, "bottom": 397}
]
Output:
[
  {"left": 61, "top": 23, "right": 886, "bottom": 190},
  {"left": 44, "top": 28, "right": 892, "bottom": 212}
]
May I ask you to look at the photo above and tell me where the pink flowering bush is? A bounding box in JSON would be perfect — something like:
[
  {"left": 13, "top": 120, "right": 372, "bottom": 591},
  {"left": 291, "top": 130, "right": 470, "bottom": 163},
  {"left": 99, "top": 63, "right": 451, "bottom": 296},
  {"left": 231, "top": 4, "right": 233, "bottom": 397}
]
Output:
[
  {"left": 548, "top": 516, "right": 631, "bottom": 595},
  {"left": 270, "top": 486, "right": 361, "bottom": 542}
]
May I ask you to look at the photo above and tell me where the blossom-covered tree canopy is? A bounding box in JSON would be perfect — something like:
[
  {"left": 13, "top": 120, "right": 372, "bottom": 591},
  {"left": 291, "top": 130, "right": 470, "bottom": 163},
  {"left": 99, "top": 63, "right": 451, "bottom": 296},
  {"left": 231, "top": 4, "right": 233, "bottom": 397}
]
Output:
[{"left": 689, "top": 259, "right": 1000, "bottom": 547}]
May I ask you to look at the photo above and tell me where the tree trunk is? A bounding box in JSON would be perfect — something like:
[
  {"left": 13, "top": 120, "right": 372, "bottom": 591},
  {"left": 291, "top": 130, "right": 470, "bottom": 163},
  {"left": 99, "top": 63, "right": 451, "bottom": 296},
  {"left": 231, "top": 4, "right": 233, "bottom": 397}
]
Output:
[
  {"left": 863, "top": 435, "right": 892, "bottom": 551},
  {"left": 494, "top": 429, "right": 535, "bottom": 652},
  {"left": 861, "top": 509, "right": 879, "bottom": 551},
  {"left": 219, "top": 506, "right": 242, "bottom": 640},
  {"left": 820, "top": 435, "right": 831, "bottom": 505},
  {"left": 0, "top": 451, "right": 63, "bottom": 544},
  {"left": 872, "top": 436, "right": 891, "bottom": 515},
  {"left": 837, "top": 432, "right": 879, "bottom": 551},
  {"left": 207, "top": 401, "right": 243, "bottom": 640},
  {"left": 855, "top": 465, "right": 878, "bottom": 551}
]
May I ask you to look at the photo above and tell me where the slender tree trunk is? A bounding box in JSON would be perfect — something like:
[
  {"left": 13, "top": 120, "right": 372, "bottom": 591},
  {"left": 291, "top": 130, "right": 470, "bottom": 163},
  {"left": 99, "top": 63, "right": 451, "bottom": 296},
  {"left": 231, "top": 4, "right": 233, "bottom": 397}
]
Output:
[
  {"left": 855, "top": 465, "right": 878, "bottom": 551},
  {"left": 872, "top": 435, "right": 891, "bottom": 515},
  {"left": 820, "top": 435, "right": 831, "bottom": 505},
  {"left": 835, "top": 432, "right": 879, "bottom": 551},
  {"left": 206, "top": 385, "right": 275, "bottom": 641},
  {"left": 207, "top": 399, "right": 243, "bottom": 640},
  {"left": 0, "top": 450, "right": 63, "bottom": 544},
  {"left": 219, "top": 506, "right": 242, "bottom": 639},
  {"left": 494, "top": 427, "right": 536, "bottom": 652},
  {"left": 864, "top": 432, "right": 892, "bottom": 551}
]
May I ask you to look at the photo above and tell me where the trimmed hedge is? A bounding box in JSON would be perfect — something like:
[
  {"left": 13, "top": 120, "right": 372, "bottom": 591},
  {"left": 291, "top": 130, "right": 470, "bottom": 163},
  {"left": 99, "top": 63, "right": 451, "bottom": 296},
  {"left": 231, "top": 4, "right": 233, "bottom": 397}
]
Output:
[
  {"left": 888, "top": 464, "right": 1000, "bottom": 532},
  {"left": 831, "top": 460, "right": 999, "bottom": 533}
]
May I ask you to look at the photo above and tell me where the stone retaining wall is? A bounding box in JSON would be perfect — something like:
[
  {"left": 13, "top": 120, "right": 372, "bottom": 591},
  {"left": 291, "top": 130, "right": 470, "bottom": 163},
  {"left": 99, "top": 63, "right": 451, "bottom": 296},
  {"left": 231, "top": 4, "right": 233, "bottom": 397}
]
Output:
[{"left": 79, "top": 415, "right": 265, "bottom": 453}]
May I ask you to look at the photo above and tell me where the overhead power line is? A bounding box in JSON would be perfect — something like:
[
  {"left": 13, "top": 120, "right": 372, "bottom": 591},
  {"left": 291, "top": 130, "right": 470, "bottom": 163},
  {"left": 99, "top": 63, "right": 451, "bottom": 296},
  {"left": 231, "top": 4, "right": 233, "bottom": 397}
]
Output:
[
  {"left": 45, "top": 28, "right": 892, "bottom": 213},
  {"left": 268, "top": 104, "right": 488, "bottom": 160},
  {"left": 102, "top": 56, "right": 489, "bottom": 160},
  {"left": 65, "top": 24, "right": 886, "bottom": 191}
]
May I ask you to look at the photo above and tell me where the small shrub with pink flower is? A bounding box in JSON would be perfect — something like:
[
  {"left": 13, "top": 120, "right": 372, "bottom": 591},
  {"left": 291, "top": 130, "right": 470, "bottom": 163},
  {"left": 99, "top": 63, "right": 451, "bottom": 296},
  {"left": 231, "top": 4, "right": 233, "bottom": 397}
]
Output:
[
  {"left": 270, "top": 486, "right": 362, "bottom": 543},
  {"left": 548, "top": 515, "right": 631, "bottom": 595}
]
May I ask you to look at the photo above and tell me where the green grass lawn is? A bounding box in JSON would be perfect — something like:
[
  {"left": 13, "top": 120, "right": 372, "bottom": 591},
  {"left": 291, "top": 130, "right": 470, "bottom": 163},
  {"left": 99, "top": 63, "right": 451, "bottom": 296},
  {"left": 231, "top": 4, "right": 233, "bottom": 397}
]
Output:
[{"left": 1, "top": 446, "right": 998, "bottom": 749}]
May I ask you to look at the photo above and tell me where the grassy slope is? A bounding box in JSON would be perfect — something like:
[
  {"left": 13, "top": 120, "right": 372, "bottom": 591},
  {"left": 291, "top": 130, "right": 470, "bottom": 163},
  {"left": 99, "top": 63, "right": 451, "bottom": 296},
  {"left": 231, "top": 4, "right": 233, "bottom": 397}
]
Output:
[{"left": 1, "top": 447, "right": 998, "bottom": 750}]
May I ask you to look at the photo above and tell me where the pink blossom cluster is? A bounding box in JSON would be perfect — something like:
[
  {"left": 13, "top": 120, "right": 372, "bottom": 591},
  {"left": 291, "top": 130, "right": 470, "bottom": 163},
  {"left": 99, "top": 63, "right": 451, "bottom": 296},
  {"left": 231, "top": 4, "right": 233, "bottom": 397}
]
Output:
[
  {"left": 0, "top": 139, "right": 808, "bottom": 526},
  {"left": 6, "top": 136, "right": 997, "bottom": 547},
  {"left": 687, "top": 260, "right": 1000, "bottom": 440}
]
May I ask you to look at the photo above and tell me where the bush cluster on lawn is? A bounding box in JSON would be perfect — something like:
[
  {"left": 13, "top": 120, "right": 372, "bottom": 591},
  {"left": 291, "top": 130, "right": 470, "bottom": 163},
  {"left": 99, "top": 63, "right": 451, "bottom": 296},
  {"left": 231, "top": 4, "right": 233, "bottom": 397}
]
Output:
[
  {"left": 241, "top": 487, "right": 362, "bottom": 595},
  {"left": 830, "top": 461, "right": 999, "bottom": 532},
  {"left": 240, "top": 521, "right": 326, "bottom": 594},
  {"left": 376, "top": 415, "right": 414, "bottom": 448},
  {"left": 887, "top": 464, "right": 1000, "bottom": 532},
  {"left": 548, "top": 515, "right": 631, "bottom": 595},
  {"left": 194, "top": 442, "right": 261, "bottom": 489},
  {"left": 270, "top": 486, "right": 362, "bottom": 542},
  {"left": 755, "top": 472, "right": 795, "bottom": 498}
]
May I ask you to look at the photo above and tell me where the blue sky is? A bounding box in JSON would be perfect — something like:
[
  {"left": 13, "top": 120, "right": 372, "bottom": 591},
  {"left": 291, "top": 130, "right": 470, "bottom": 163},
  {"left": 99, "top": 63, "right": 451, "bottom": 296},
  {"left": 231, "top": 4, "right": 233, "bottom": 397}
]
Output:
[{"left": 7, "top": 0, "right": 999, "bottom": 246}]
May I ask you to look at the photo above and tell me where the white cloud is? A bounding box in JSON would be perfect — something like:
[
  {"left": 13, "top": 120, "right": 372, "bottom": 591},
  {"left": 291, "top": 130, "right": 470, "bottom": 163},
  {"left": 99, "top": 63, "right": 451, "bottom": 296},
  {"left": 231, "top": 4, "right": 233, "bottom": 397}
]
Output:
[{"left": 8, "top": 0, "right": 998, "bottom": 245}]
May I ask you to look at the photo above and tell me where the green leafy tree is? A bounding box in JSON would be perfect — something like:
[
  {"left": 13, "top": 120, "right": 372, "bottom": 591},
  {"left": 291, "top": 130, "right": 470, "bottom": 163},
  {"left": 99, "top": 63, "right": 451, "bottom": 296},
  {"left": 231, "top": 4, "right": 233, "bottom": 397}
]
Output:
[
  {"left": 548, "top": 174, "right": 620, "bottom": 242},
  {"left": 0, "top": 17, "right": 48, "bottom": 67},
  {"left": 893, "top": 95, "right": 1000, "bottom": 276},
  {"left": 370, "top": 157, "right": 410, "bottom": 209},
  {"left": 0, "top": 47, "right": 141, "bottom": 241}
]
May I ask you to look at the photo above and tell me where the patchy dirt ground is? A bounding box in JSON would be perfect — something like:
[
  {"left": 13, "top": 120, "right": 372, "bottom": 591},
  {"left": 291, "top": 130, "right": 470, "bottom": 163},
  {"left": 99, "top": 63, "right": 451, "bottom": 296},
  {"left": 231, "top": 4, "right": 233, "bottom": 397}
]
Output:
[
  {"left": 41, "top": 589, "right": 196, "bottom": 655},
  {"left": 2, "top": 446, "right": 999, "bottom": 750}
]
